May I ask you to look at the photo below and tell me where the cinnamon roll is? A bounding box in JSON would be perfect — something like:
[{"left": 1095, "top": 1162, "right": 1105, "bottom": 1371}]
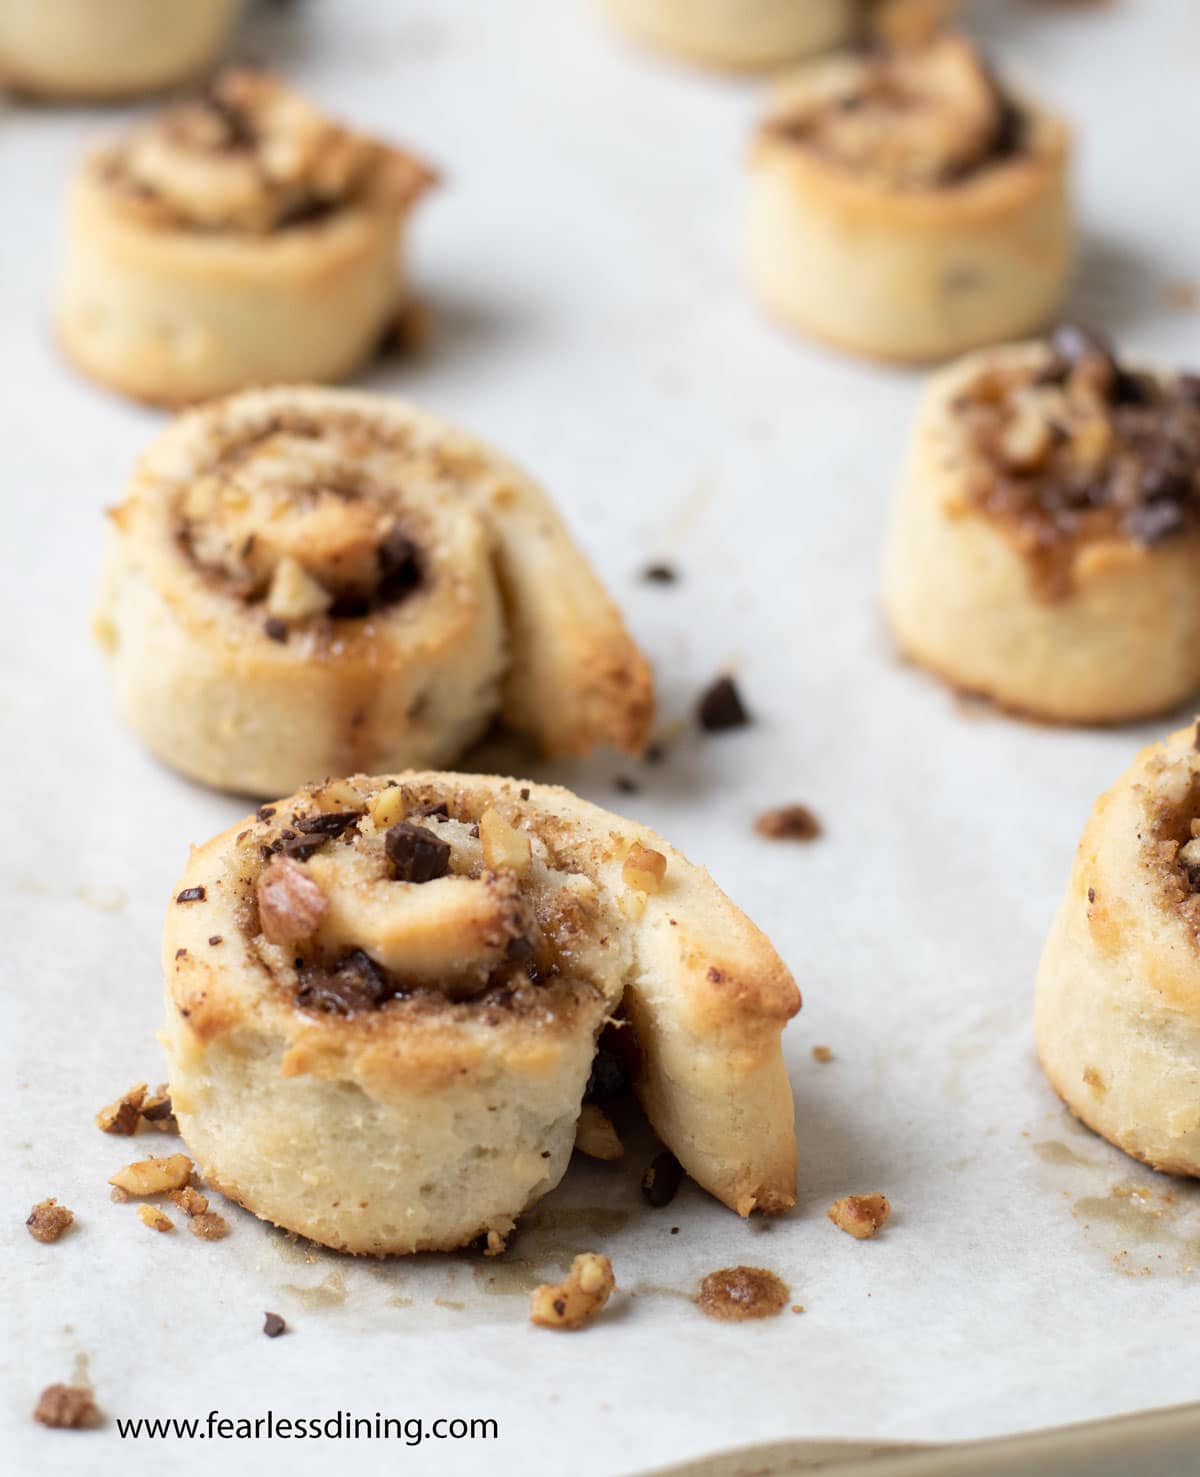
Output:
[
  {"left": 0, "top": 0, "right": 238, "bottom": 100},
  {"left": 746, "top": 32, "right": 1072, "bottom": 361},
  {"left": 162, "top": 772, "right": 801, "bottom": 1253},
  {"left": 55, "top": 69, "right": 435, "bottom": 405},
  {"left": 883, "top": 330, "right": 1200, "bottom": 724},
  {"left": 602, "top": 0, "right": 856, "bottom": 71},
  {"left": 94, "top": 387, "right": 654, "bottom": 795},
  {"left": 1036, "top": 722, "right": 1200, "bottom": 1176}
]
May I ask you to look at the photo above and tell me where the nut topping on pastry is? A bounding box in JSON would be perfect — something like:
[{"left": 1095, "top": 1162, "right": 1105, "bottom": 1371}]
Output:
[
  {"left": 104, "top": 69, "right": 435, "bottom": 235},
  {"left": 952, "top": 327, "right": 1200, "bottom": 598}
]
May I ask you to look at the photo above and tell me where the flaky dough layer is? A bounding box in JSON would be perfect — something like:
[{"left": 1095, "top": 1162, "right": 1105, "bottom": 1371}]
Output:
[
  {"left": 1036, "top": 726, "right": 1200, "bottom": 1175},
  {"left": 95, "top": 386, "right": 654, "bottom": 796},
  {"left": 163, "top": 772, "right": 800, "bottom": 1252}
]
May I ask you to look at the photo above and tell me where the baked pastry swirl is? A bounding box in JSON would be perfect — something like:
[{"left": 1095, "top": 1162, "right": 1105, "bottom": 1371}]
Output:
[
  {"left": 1036, "top": 723, "right": 1200, "bottom": 1176},
  {"left": 55, "top": 69, "right": 435, "bottom": 405},
  {"left": 0, "top": 0, "right": 237, "bottom": 100},
  {"left": 162, "top": 772, "right": 801, "bottom": 1253},
  {"left": 94, "top": 387, "right": 654, "bottom": 795},
  {"left": 746, "top": 32, "right": 1072, "bottom": 361},
  {"left": 884, "top": 329, "right": 1200, "bottom": 723},
  {"left": 602, "top": 0, "right": 856, "bottom": 71}
]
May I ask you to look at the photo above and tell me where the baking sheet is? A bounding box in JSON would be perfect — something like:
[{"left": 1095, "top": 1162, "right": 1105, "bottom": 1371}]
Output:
[{"left": 4, "top": 1, "right": 1200, "bottom": 1473}]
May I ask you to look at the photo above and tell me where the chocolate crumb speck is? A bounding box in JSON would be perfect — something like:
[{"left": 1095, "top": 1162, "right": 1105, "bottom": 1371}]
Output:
[
  {"left": 614, "top": 775, "right": 640, "bottom": 795},
  {"left": 1087, "top": 887, "right": 1096, "bottom": 903},
  {"left": 263, "top": 1312, "right": 287, "bottom": 1338},
  {"left": 208, "top": 935, "right": 223, "bottom": 946},
  {"left": 264, "top": 618, "right": 288, "bottom": 643},
  {"left": 642, "top": 1151, "right": 683, "bottom": 1208},
  {"left": 175, "top": 948, "right": 187, "bottom": 960},
  {"left": 642, "top": 562, "right": 679, "bottom": 584},
  {"left": 755, "top": 805, "right": 821, "bottom": 842},
  {"left": 34, "top": 1383, "right": 100, "bottom": 1430},
  {"left": 26, "top": 1199, "right": 74, "bottom": 1244},
  {"left": 257, "top": 806, "right": 276, "bottom": 822},
  {"left": 176, "top": 887, "right": 206, "bottom": 904},
  {"left": 697, "top": 675, "right": 750, "bottom": 733},
  {"left": 519, "top": 787, "right": 530, "bottom": 801}
]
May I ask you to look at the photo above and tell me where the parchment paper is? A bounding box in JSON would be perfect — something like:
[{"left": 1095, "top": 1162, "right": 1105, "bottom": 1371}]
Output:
[{"left": 4, "top": 2, "right": 1200, "bottom": 1473}]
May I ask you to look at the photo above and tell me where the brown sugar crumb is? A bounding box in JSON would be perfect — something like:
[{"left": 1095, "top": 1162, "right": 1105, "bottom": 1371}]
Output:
[
  {"left": 109, "top": 1152, "right": 193, "bottom": 1196},
  {"left": 812, "top": 1045, "right": 834, "bottom": 1064},
  {"left": 263, "top": 1311, "right": 287, "bottom": 1338},
  {"left": 530, "top": 1253, "right": 616, "bottom": 1330},
  {"left": 169, "top": 1187, "right": 209, "bottom": 1217},
  {"left": 26, "top": 1198, "right": 74, "bottom": 1244},
  {"left": 755, "top": 805, "right": 821, "bottom": 842},
  {"left": 33, "top": 1383, "right": 100, "bottom": 1430},
  {"left": 696, "top": 1266, "right": 789, "bottom": 1322},
  {"left": 189, "top": 1211, "right": 229, "bottom": 1241},
  {"left": 828, "top": 1194, "right": 891, "bottom": 1239},
  {"left": 95, "top": 1083, "right": 147, "bottom": 1136},
  {"left": 697, "top": 675, "right": 750, "bottom": 733},
  {"left": 136, "top": 1203, "right": 174, "bottom": 1233}
]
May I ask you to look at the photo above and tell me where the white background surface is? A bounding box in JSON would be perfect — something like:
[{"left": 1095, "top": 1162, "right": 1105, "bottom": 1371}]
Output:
[{"left": 4, "top": 1, "right": 1200, "bottom": 1474}]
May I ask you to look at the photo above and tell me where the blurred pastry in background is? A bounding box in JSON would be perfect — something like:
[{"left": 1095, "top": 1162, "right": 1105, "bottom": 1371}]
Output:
[
  {"left": 746, "top": 32, "right": 1073, "bottom": 361},
  {"left": 0, "top": 0, "right": 238, "bottom": 100},
  {"left": 162, "top": 770, "right": 801, "bottom": 1253},
  {"left": 94, "top": 386, "right": 655, "bottom": 796},
  {"left": 883, "top": 328, "right": 1200, "bottom": 723},
  {"left": 602, "top": 0, "right": 857, "bottom": 71},
  {"left": 1036, "top": 723, "right": 1200, "bottom": 1177},
  {"left": 55, "top": 69, "right": 436, "bottom": 405}
]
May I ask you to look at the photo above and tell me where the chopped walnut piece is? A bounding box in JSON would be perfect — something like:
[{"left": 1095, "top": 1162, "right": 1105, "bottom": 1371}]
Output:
[
  {"left": 479, "top": 807, "right": 532, "bottom": 877},
  {"left": 169, "top": 1187, "right": 209, "bottom": 1217},
  {"left": 109, "top": 1153, "right": 193, "bottom": 1197},
  {"left": 256, "top": 855, "right": 330, "bottom": 948},
  {"left": 33, "top": 1383, "right": 100, "bottom": 1430},
  {"left": 136, "top": 1203, "right": 174, "bottom": 1233},
  {"left": 266, "top": 555, "right": 333, "bottom": 621},
  {"left": 189, "top": 1211, "right": 229, "bottom": 1241},
  {"left": 622, "top": 845, "right": 666, "bottom": 894},
  {"left": 574, "top": 1104, "right": 624, "bottom": 1161},
  {"left": 96, "top": 1083, "right": 147, "bottom": 1135},
  {"left": 827, "top": 1194, "right": 891, "bottom": 1239},
  {"left": 530, "top": 1253, "right": 616, "bottom": 1330},
  {"left": 140, "top": 1086, "right": 177, "bottom": 1131},
  {"left": 368, "top": 785, "right": 407, "bottom": 830},
  {"left": 26, "top": 1199, "right": 74, "bottom": 1244}
]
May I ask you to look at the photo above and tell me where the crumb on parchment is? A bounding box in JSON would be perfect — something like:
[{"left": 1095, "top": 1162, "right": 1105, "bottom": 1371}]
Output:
[{"left": 530, "top": 1254, "right": 616, "bottom": 1330}]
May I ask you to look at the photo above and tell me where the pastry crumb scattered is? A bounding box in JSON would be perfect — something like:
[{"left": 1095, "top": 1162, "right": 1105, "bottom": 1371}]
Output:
[
  {"left": 263, "top": 1311, "right": 287, "bottom": 1338},
  {"left": 530, "top": 1253, "right": 615, "bottom": 1330},
  {"left": 26, "top": 1198, "right": 74, "bottom": 1244},
  {"left": 136, "top": 1203, "right": 174, "bottom": 1233},
  {"left": 189, "top": 1211, "right": 229, "bottom": 1241},
  {"left": 812, "top": 1045, "right": 834, "bottom": 1064},
  {"left": 95, "top": 1083, "right": 147, "bottom": 1136},
  {"left": 755, "top": 805, "right": 821, "bottom": 842},
  {"left": 33, "top": 1383, "right": 100, "bottom": 1430},
  {"left": 574, "top": 1104, "right": 624, "bottom": 1161},
  {"left": 827, "top": 1194, "right": 891, "bottom": 1239}
]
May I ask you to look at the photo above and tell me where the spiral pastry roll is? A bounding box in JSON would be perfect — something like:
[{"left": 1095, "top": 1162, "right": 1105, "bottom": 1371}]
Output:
[
  {"left": 746, "top": 32, "right": 1072, "bottom": 361},
  {"left": 162, "top": 772, "right": 801, "bottom": 1253},
  {"left": 0, "top": 0, "right": 237, "bottom": 100},
  {"left": 94, "top": 387, "right": 654, "bottom": 795},
  {"left": 55, "top": 69, "right": 435, "bottom": 405},
  {"left": 602, "top": 0, "right": 856, "bottom": 71},
  {"left": 884, "top": 329, "right": 1200, "bottom": 724},
  {"left": 1036, "top": 723, "right": 1200, "bottom": 1176}
]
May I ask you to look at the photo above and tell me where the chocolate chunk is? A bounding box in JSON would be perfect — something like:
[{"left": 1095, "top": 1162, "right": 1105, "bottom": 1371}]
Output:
[
  {"left": 584, "top": 1049, "right": 629, "bottom": 1103},
  {"left": 1127, "top": 498, "right": 1187, "bottom": 546},
  {"left": 257, "top": 806, "right": 276, "bottom": 822},
  {"left": 269, "top": 834, "right": 326, "bottom": 862},
  {"left": 296, "top": 950, "right": 395, "bottom": 1015},
  {"left": 294, "top": 811, "right": 361, "bottom": 837},
  {"left": 263, "top": 1311, "right": 287, "bottom": 1338},
  {"left": 176, "top": 886, "right": 206, "bottom": 904},
  {"left": 697, "top": 675, "right": 750, "bottom": 732},
  {"left": 642, "top": 562, "right": 679, "bottom": 584},
  {"left": 263, "top": 618, "right": 288, "bottom": 643},
  {"left": 208, "top": 935, "right": 223, "bottom": 946},
  {"left": 413, "top": 801, "right": 450, "bottom": 821},
  {"left": 505, "top": 935, "right": 535, "bottom": 962},
  {"left": 642, "top": 1151, "right": 683, "bottom": 1208},
  {"left": 385, "top": 822, "right": 451, "bottom": 883},
  {"left": 378, "top": 527, "right": 421, "bottom": 597}
]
